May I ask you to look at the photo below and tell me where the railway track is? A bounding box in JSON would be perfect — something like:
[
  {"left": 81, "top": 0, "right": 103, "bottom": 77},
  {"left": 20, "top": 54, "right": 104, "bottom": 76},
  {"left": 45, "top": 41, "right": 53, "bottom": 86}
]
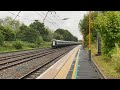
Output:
[
  {"left": 0, "top": 45, "right": 77, "bottom": 79},
  {"left": 0, "top": 47, "right": 66, "bottom": 70},
  {"left": 0, "top": 48, "right": 52, "bottom": 61},
  {"left": 19, "top": 50, "right": 69, "bottom": 79},
  {"left": 0, "top": 47, "right": 50, "bottom": 55}
]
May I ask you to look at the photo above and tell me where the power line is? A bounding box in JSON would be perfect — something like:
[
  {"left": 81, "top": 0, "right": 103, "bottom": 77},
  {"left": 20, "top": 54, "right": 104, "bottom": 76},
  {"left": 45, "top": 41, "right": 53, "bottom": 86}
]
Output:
[
  {"left": 48, "top": 11, "right": 62, "bottom": 23},
  {"left": 8, "top": 11, "right": 65, "bottom": 30},
  {"left": 49, "top": 12, "right": 64, "bottom": 28},
  {"left": 34, "top": 11, "right": 45, "bottom": 20},
  {"left": 41, "top": 11, "right": 61, "bottom": 28},
  {"left": 35, "top": 11, "right": 61, "bottom": 29},
  {"left": 12, "top": 11, "right": 21, "bottom": 22},
  {"left": 41, "top": 11, "right": 60, "bottom": 28},
  {"left": 7, "top": 11, "right": 64, "bottom": 29},
  {"left": 34, "top": 11, "right": 59, "bottom": 29},
  {"left": 8, "top": 11, "right": 34, "bottom": 22},
  {"left": 47, "top": 11, "right": 62, "bottom": 26},
  {"left": 54, "top": 11, "right": 69, "bottom": 30},
  {"left": 43, "top": 11, "right": 49, "bottom": 23},
  {"left": 2, "top": 11, "right": 58, "bottom": 30}
]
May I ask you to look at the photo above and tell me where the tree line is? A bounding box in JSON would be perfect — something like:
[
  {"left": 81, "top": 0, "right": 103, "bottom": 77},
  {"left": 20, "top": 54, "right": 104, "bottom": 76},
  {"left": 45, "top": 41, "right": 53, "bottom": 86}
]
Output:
[
  {"left": 0, "top": 16, "right": 78, "bottom": 49},
  {"left": 79, "top": 11, "right": 120, "bottom": 57}
]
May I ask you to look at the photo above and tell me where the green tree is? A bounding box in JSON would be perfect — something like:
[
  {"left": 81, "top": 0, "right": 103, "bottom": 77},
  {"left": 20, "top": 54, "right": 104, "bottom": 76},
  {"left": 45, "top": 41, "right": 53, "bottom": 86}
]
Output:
[
  {"left": 0, "top": 32, "right": 4, "bottom": 46},
  {"left": 53, "top": 32, "right": 63, "bottom": 40},
  {"left": 0, "top": 17, "right": 21, "bottom": 41},
  {"left": 72, "top": 36, "right": 78, "bottom": 41},
  {"left": 16, "top": 24, "right": 28, "bottom": 40},
  {"left": 54, "top": 29, "right": 78, "bottom": 41},
  {"left": 45, "top": 27, "right": 55, "bottom": 41},
  {"left": 1, "top": 16, "right": 21, "bottom": 30},
  {"left": 17, "top": 24, "right": 41, "bottom": 43},
  {"left": 29, "top": 20, "right": 49, "bottom": 41},
  {"left": 93, "top": 11, "right": 120, "bottom": 56},
  {"left": 0, "top": 25, "right": 16, "bottom": 41},
  {"left": 79, "top": 11, "right": 98, "bottom": 46}
]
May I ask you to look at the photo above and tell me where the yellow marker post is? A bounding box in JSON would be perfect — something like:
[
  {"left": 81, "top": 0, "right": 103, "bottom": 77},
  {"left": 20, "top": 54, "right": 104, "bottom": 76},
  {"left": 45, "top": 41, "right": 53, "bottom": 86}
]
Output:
[
  {"left": 88, "top": 11, "right": 91, "bottom": 61},
  {"left": 88, "top": 11, "right": 91, "bottom": 49}
]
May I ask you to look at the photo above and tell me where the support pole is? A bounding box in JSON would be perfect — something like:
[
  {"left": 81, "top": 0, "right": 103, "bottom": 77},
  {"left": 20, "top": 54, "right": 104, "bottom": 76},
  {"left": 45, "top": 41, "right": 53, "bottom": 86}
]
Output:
[
  {"left": 97, "top": 32, "right": 101, "bottom": 55},
  {"left": 43, "top": 11, "right": 49, "bottom": 23},
  {"left": 88, "top": 11, "right": 91, "bottom": 61}
]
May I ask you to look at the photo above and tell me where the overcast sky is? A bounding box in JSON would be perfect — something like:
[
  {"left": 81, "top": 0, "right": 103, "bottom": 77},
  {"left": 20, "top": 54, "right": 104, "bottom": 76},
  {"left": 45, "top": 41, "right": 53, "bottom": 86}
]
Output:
[{"left": 0, "top": 11, "right": 87, "bottom": 40}]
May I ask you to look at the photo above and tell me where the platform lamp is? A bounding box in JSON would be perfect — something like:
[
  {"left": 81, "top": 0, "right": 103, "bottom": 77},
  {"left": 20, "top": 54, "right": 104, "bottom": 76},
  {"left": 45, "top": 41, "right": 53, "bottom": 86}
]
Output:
[{"left": 88, "top": 11, "right": 91, "bottom": 61}]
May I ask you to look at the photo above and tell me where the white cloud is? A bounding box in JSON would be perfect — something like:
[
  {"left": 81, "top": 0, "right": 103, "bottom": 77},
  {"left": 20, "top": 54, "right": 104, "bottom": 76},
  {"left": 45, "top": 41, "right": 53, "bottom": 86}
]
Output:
[{"left": 0, "top": 11, "right": 87, "bottom": 40}]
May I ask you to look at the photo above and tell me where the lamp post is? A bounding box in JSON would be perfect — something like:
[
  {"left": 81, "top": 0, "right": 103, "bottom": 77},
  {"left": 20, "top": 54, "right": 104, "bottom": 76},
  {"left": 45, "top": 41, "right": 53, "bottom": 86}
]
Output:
[{"left": 88, "top": 11, "right": 91, "bottom": 61}]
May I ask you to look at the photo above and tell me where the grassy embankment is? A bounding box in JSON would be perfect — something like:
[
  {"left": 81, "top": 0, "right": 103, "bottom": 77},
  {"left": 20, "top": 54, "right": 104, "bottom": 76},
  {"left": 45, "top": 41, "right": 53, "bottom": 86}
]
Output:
[
  {"left": 85, "top": 44, "right": 120, "bottom": 79},
  {"left": 0, "top": 41, "right": 51, "bottom": 53}
]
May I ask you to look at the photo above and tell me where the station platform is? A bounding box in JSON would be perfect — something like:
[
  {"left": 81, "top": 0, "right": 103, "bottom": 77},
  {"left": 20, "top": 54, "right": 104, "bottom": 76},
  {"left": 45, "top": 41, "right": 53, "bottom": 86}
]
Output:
[{"left": 36, "top": 45, "right": 105, "bottom": 79}]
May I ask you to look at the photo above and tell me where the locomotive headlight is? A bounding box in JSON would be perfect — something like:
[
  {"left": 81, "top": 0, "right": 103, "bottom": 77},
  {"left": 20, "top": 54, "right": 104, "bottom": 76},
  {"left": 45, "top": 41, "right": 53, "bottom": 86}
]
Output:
[{"left": 53, "top": 41, "right": 55, "bottom": 46}]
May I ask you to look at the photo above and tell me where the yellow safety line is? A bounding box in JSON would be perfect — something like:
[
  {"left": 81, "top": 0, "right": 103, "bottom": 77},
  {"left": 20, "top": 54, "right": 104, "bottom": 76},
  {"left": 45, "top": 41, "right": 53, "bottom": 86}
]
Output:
[
  {"left": 71, "top": 49, "right": 80, "bottom": 79},
  {"left": 72, "top": 63, "right": 77, "bottom": 79},
  {"left": 54, "top": 47, "right": 78, "bottom": 79},
  {"left": 36, "top": 46, "right": 79, "bottom": 79}
]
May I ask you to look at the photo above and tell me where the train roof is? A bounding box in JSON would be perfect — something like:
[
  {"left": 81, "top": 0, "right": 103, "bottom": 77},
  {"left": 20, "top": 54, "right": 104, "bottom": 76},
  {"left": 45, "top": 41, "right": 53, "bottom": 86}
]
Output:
[{"left": 52, "top": 39, "right": 80, "bottom": 43}]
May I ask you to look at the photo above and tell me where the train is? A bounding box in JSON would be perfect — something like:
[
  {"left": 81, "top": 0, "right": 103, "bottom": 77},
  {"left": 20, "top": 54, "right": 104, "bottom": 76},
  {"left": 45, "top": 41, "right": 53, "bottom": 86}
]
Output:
[{"left": 51, "top": 39, "right": 81, "bottom": 48}]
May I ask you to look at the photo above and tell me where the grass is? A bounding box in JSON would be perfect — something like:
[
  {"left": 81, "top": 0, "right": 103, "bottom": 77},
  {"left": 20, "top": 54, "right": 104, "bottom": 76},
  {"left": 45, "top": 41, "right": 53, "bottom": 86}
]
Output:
[
  {"left": 85, "top": 44, "right": 120, "bottom": 79},
  {"left": 0, "top": 41, "right": 51, "bottom": 53},
  {"left": 38, "top": 41, "right": 51, "bottom": 48}
]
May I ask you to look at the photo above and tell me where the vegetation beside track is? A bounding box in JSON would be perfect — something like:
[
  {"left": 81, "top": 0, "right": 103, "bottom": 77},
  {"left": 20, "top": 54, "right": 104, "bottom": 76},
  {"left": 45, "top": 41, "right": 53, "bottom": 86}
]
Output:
[
  {"left": 80, "top": 11, "right": 120, "bottom": 79},
  {"left": 0, "top": 41, "right": 51, "bottom": 53},
  {"left": 85, "top": 44, "right": 120, "bottom": 79},
  {"left": 0, "top": 16, "right": 78, "bottom": 53}
]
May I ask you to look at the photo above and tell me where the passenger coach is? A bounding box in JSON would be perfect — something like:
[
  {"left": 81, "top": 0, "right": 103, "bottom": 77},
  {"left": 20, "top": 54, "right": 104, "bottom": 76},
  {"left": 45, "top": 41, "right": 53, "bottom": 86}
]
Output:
[{"left": 51, "top": 39, "right": 80, "bottom": 48}]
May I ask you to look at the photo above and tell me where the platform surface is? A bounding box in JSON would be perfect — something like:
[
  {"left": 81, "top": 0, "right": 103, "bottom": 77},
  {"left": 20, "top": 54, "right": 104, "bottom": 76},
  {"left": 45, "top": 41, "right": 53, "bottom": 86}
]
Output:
[
  {"left": 66, "top": 45, "right": 101, "bottom": 79},
  {"left": 36, "top": 45, "right": 102, "bottom": 79},
  {"left": 36, "top": 45, "right": 80, "bottom": 79}
]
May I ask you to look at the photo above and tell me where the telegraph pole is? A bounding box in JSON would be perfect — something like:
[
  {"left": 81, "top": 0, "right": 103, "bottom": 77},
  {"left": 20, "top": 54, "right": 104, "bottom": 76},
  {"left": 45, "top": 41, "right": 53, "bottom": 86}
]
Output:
[{"left": 88, "top": 11, "right": 91, "bottom": 61}]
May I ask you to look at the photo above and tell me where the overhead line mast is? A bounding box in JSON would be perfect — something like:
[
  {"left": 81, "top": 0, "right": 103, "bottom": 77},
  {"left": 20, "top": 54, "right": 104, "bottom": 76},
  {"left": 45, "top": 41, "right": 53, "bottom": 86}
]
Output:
[
  {"left": 43, "top": 11, "right": 49, "bottom": 23},
  {"left": 12, "top": 11, "right": 21, "bottom": 22}
]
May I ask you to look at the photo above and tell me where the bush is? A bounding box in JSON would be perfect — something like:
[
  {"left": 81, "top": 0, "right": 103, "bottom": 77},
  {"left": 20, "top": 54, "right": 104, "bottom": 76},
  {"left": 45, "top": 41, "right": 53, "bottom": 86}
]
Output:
[
  {"left": 17, "top": 25, "right": 41, "bottom": 43},
  {"left": 0, "top": 32, "right": 4, "bottom": 46},
  {"left": 111, "top": 44, "right": 120, "bottom": 71},
  {"left": 28, "top": 43, "right": 36, "bottom": 48},
  {"left": 12, "top": 40, "right": 23, "bottom": 49},
  {"left": 3, "top": 41, "right": 13, "bottom": 48},
  {"left": 40, "top": 42, "right": 51, "bottom": 48},
  {"left": 93, "top": 11, "right": 120, "bottom": 56},
  {"left": 2, "top": 26, "right": 16, "bottom": 41},
  {"left": 36, "top": 36, "right": 43, "bottom": 45}
]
